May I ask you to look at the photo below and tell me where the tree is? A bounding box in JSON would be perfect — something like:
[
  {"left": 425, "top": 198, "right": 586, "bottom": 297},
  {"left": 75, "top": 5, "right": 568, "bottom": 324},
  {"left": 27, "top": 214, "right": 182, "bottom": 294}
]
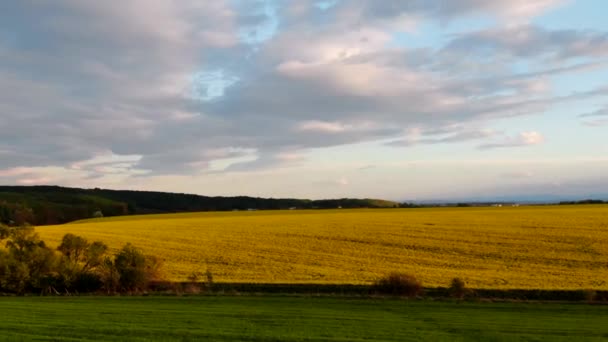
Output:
[
  {"left": 0, "top": 225, "right": 58, "bottom": 293},
  {"left": 57, "top": 234, "right": 108, "bottom": 272},
  {"left": 0, "top": 204, "right": 12, "bottom": 225},
  {"left": 0, "top": 223, "right": 10, "bottom": 240},
  {"left": 58, "top": 234, "right": 89, "bottom": 264},
  {"left": 0, "top": 225, "right": 161, "bottom": 294},
  {"left": 112, "top": 243, "right": 163, "bottom": 292},
  {"left": 98, "top": 257, "right": 120, "bottom": 293},
  {"left": 84, "top": 241, "right": 108, "bottom": 272},
  {"left": 114, "top": 243, "right": 148, "bottom": 292},
  {"left": 5, "top": 225, "right": 48, "bottom": 263},
  {"left": 448, "top": 277, "right": 467, "bottom": 299},
  {"left": 0, "top": 252, "right": 30, "bottom": 293},
  {"left": 56, "top": 234, "right": 108, "bottom": 292}
]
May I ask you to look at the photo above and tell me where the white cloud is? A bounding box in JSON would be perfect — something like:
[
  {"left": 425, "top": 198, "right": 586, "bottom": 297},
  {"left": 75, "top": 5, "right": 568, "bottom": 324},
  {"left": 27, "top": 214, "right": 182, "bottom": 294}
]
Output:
[
  {"left": 297, "top": 120, "right": 348, "bottom": 133},
  {"left": 388, "top": 128, "right": 499, "bottom": 147},
  {"left": 479, "top": 131, "right": 545, "bottom": 149},
  {"left": 296, "top": 120, "right": 381, "bottom": 134},
  {"left": 337, "top": 177, "right": 350, "bottom": 186},
  {"left": 328, "top": 0, "right": 566, "bottom": 26}
]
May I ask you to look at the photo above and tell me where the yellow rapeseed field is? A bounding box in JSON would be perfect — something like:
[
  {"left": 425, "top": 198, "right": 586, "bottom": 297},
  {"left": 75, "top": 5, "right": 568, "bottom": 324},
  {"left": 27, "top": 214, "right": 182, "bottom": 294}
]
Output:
[{"left": 38, "top": 206, "right": 608, "bottom": 289}]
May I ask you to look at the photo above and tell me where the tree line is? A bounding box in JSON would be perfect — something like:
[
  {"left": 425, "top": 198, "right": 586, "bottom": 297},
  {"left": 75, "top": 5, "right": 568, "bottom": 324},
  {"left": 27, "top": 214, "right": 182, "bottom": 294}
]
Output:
[
  {"left": 0, "top": 186, "right": 399, "bottom": 226},
  {"left": 559, "top": 199, "right": 606, "bottom": 205},
  {"left": 0, "top": 224, "right": 161, "bottom": 294}
]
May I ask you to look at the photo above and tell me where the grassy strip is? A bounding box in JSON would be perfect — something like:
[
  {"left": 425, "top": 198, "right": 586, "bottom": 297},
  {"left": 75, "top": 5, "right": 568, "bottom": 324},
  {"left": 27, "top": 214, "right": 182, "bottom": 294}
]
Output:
[{"left": 1, "top": 296, "right": 608, "bottom": 341}]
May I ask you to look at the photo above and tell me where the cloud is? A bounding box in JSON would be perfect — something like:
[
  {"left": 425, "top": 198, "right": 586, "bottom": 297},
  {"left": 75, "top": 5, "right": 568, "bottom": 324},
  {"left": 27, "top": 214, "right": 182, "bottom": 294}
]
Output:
[
  {"left": 479, "top": 131, "right": 545, "bottom": 149},
  {"left": 579, "top": 108, "right": 608, "bottom": 118},
  {"left": 579, "top": 107, "right": 608, "bottom": 127},
  {"left": 0, "top": 152, "right": 148, "bottom": 185},
  {"left": 329, "top": 0, "right": 566, "bottom": 25},
  {"left": 296, "top": 120, "right": 383, "bottom": 134},
  {"left": 0, "top": 167, "right": 33, "bottom": 178},
  {"left": 0, "top": 0, "right": 606, "bottom": 184},
  {"left": 582, "top": 120, "right": 608, "bottom": 127},
  {"left": 357, "top": 165, "right": 376, "bottom": 171},
  {"left": 0, "top": 0, "right": 276, "bottom": 175},
  {"left": 501, "top": 171, "right": 535, "bottom": 179},
  {"left": 337, "top": 177, "right": 350, "bottom": 186},
  {"left": 297, "top": 120, "right": 350, "bottom": 133},
  {"left": 221, "top": 150, "right": 305, "bottom": 173},
  {"left": 446, "top": 25, "right": 608, "bottom": 61},
  {"left": 388, "top": 128, "right": 498, "bottom": 147},
  {"left": 313, "top": 177, "right": 350, "bottom": 187}
]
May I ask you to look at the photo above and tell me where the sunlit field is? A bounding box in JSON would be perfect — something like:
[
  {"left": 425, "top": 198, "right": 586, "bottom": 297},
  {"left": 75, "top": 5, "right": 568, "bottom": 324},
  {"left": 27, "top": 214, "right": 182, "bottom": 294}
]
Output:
[{"left": 38, "top": 206, "right": 608, "bottom": 289}]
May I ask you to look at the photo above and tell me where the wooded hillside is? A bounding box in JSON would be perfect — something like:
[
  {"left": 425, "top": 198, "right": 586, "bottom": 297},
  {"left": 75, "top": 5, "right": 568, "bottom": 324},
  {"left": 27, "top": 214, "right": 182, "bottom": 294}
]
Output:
[{"left": 0, "top": 186, "right": 398, "bottom": 225}]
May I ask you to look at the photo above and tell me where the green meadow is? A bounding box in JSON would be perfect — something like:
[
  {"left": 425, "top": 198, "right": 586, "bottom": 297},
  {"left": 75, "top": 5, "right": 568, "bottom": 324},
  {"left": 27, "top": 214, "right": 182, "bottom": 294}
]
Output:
[{"left": 1, "top": 296, "right": 607, "bottom": 341}]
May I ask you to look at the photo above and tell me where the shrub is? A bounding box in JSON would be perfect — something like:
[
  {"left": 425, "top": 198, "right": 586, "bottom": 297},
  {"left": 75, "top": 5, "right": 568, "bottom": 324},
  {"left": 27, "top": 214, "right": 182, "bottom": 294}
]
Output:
[
  {"left": 144, "top": 255, "right": 163, "bottom": 282},
  {"left": 57, "top": 234, "right": 89, "bottom": 263},
  {"left": 448, "top": 277, "right": 467, "bottom": 299},
  {"left": 72, "top": 272, "right": 103, "bottom": 293},
  {"left": 56, "top": 234, "right": 108, "bottom": 293},
  {"left": 206, "top": 269, "right": 214, "bottom": 288},
  {"left": 0, "top": 226, "right": 165, "bottom": 295},
  {"left": 99, "top": 257, "right": 120, "bottom": 293},
  {"left": 373, "top": 272, "right": 422, "bottom": 297},
  {"left": 582, "top": 289, "right": 597, "bottom": 302},
  {"left": 114, "top": 243, "right": 148, "bottom": 292},
  {"left": 113, "top": 243, "right": 163, "bottom": 292},
  {"left": 0, "top": 225, "right": 58, "bottom": 294}
]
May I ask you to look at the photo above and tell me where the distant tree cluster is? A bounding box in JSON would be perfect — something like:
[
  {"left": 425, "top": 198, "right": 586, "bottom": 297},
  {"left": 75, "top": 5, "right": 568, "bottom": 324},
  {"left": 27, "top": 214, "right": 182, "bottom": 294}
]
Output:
[
  {"left": 559, "top": 199, "right": 606, "bottom": 205},
  {"left": 0, "top": 193, "right": 128, "bottom": 226},
  {"left": 400, "top": 202, "right": 421, "bottom": 208},
  {"left": 0, "top": 224, "right": 162, "bottom": 294}
]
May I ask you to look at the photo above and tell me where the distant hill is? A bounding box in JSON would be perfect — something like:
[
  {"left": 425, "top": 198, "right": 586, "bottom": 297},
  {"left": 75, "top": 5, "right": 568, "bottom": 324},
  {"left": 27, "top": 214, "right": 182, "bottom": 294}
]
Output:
[
  {"left": 408, "top": 193, "right": 608, "bottom": 205},
  {"left": 0, "top": 185, "right": 398, "bottom": 226}
]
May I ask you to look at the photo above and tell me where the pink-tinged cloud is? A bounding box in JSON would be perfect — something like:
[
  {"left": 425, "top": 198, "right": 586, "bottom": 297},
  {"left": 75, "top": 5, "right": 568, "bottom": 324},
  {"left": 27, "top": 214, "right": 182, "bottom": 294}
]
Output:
[
  {"left": 297, "top": 120, "right": 348, "bottom": 133},
  {"left": 17, "top": 177, "right": 53, "bottom": 185},
  {"left": 0, "top": 167, "right": 33, "bottom": 177},
  {"left": 479, "top": 131, "right": 545, "bottom": 149}
]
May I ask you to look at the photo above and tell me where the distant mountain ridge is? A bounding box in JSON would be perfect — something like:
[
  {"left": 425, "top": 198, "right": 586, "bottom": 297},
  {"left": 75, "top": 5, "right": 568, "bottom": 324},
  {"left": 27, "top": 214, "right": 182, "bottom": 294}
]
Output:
[{"left": 0, "top": 185, "right": 398, "bottom": 226}]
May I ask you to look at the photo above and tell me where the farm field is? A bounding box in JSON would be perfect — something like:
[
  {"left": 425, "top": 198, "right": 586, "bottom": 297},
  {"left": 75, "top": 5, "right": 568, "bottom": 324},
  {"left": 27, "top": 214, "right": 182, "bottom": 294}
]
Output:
[
  {"left": 38, "top": 205, "right": 608, "bottom": 289},
  {"left": 1, "top": 296, "right": 607, "bottom": 341}
]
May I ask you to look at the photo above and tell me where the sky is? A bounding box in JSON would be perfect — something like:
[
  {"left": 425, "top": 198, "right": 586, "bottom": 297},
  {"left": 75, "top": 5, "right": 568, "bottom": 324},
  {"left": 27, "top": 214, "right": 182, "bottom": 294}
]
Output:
[{"left": 1, "top": 0, "right": 607, "bottom": 201}]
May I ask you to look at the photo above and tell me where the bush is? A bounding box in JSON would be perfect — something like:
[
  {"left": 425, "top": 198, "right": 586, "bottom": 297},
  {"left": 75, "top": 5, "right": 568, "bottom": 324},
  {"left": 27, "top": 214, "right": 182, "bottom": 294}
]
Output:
[
  {"left": 373, "top": 272, "right": 422, "bottom": 297},
  {"left": 582, "top": 289, "right": 597, "bottom": 302},
  {"left": 114, "top": 243, "right": 148, "bottom": 292},
  {"left": 206, "top": 269, "right": 214, "bottom": 288},
  {"left": 0, "top": 225, "right": 59, "bottom": 294},
  {"left": 99, "top": 257, "right": 120, "bottom": 293},
  {"left": 72, "top": 272, "right": 103, "bottom": 293},
  {"left": 0, "top": 226, "right": 165, "bottom": 295},
  {"left": 113, "top": 243, "right": 163, "bottom": 292},
  {"left": 448, "top": 277, "right": 467, "bottom": 299}
]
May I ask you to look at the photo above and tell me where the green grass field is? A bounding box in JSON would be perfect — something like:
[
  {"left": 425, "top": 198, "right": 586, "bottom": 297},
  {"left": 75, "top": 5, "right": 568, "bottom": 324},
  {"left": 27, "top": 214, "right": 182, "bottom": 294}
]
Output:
[{"left": 1, "top": 296, "right": 607, "bottom": 341}]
